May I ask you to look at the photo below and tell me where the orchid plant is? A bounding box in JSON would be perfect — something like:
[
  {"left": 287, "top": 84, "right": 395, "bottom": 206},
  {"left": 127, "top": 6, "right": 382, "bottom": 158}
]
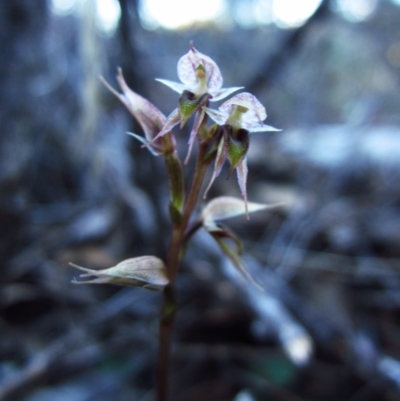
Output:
[{"left": 71, "top": 43, "right": 279, "bottom": 401}]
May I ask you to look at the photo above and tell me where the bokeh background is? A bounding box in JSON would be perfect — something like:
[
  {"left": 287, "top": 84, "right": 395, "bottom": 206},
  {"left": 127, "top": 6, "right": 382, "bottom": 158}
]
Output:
[{"left": 2, "top": 0, "right": 400, "bottom": 400}]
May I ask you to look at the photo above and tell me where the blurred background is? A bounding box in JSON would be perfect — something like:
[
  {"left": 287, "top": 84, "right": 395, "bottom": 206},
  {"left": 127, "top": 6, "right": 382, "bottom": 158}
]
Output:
[{"left": 2, "top": 0, "right": 400, "bottom": 400}]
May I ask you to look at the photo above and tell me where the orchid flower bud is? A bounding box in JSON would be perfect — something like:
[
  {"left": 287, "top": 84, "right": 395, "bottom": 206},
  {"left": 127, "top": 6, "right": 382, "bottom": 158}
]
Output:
[
  {"left": 100, "top": 69, "right": 175, "bottom": 155},
  {"left": 70, "top": 256, "right": 169, "bottom": 291}
]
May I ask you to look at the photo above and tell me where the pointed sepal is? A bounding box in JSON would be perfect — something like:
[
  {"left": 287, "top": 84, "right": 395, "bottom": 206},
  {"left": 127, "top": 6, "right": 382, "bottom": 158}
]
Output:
[
  {"left": 147, "top": 108, "right": 181, "bottom": 146},
  {"left": 203, "top": 107, "right": 228, "bottom": 125},
  {"left": 236, "top": 158, "right": 249, "bottom": 218},
  {"left": 155, "top": 78, "right": 186, "bottom": 94},
  {"left": 126, "top": 132, "right": 160, "bottom": 156},
  {"left": 210, "top": 232, "right": 263, "bottom": 290},
  {"left": 202, "top": 196, "right": 277, "bottom": 230},
  {"left": 203, "top": 128, "right": 229, "bottom": 199},
  {"left": 184, "top": 108, "right": 206, "bottom": 164},
  {"left": 210, "top": 86, "right": 244, "bottom": 102}
]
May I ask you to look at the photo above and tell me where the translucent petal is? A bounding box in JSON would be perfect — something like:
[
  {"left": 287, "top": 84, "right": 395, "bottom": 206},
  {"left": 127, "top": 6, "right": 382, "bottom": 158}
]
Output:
[
  {"left": 244, "top": 123, "right": 281, "bottom": 133},
  {"left": 185, "top": 108, "right": 205, "bottom": 164},
  {"left": 177, "top": 44, "right": 223, "bottom": 91},
  {"left": 149, "top": 108, "right": 181, "bottom": 143},
  {"left": 177, "top": 49, "right": 199, "bottom": 88},
  {"left": 236, "top": 158, "right": 249, "bottom": 218},
  {"left": 212, "top": 235, "right": 263, "bottom": 290},
  {"left": 210, "top": 86, "right": 244, "bottom": 102},
  {"left": 202, "top": 196, "right": 274, "bottom": 230},
  {"left": 220, "top": 92, "right": 267, "bottom": 124},
  {"left": 203, "top": 107, "right": 229, "bottom": 125},
  {"left": 155, "top": 78, "right": 186, "bottom": 94},
  {"left": 126, "top": 132, "right": 161, "bottom": 156},
  {"left": 203, "top": 134, "right": 228, "bottom": 199}
]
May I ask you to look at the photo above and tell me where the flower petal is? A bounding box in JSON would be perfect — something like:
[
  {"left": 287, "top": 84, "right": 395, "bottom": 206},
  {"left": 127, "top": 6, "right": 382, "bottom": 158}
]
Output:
[
  {"left": 203, "top": 130, "right": 228, "bottom": 199},
  {"left": 236, "top": 158, "right": 249, "bottom": 218},
  {"left": 203, "top": 107, "right": 229, "bottom": 125},
  {"left": 126, "top": 132, "right": 161, "bottom": 156},
  {"left": 177, "top": 43, "right": 223, "bottom": 92},
  {"left": 155, "top": 78, "right": 186, "bottom": 94},
  {"left": 211, "top": 234, "right": 263, "bottom": 290},
  {"left": 221, "top": 92, "right": 267, "bottom": 124},
  {"left": 244, "top": 123, "right": 281, "bottom": 133},
  {"left": 185, "top": 108, "right": 205, "bottom": 164},
  {"left": 149, "top": 108, "right": 181, "bottom": 144},
  {"left": 210, "top": 86, "right": 244, "bottom": 102},
  {"left": 202, "top": 196, "right": 276, "bottom": 230}
]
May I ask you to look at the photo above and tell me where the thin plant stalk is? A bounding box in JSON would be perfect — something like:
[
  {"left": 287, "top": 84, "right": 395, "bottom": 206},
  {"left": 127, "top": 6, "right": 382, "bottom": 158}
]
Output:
[{"left": 157, "top": 136, "right": 211, "bottom": 401}]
